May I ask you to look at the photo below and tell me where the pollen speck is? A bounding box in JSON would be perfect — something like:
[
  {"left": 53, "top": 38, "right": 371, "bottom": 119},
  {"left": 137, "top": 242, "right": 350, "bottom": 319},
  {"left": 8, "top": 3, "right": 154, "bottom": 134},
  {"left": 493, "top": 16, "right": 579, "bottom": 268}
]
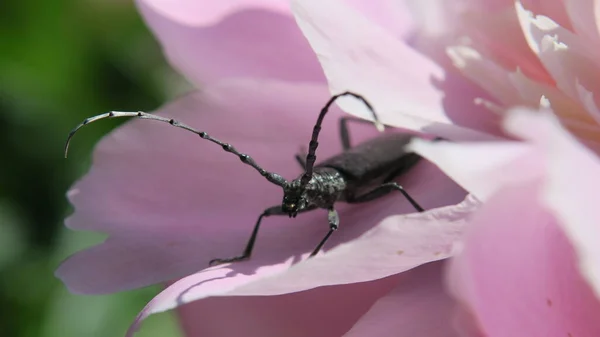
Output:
[
  {"left": 396, "top": 250, "right": 404, "bottom": 255},
  {"left": 546, "top": 298, "right": 553, "bottom": 307},
  {"left": 433, "top": 251, "right": 442, "bottom": 256}
]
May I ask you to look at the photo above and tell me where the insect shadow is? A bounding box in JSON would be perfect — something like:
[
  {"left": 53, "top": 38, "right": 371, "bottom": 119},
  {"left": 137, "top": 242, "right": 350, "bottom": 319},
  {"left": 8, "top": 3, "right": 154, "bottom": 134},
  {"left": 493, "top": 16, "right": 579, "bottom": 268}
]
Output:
[{"left": 65, "top": 92, "right": 425, "bottom": 266}]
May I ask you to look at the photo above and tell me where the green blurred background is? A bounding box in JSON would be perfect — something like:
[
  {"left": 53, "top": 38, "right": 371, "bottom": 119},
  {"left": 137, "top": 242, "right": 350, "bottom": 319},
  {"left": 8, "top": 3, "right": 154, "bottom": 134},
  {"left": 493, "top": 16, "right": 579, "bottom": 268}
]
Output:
[{"left": 1, "top": 1, "right": 186, "bottom": 336}]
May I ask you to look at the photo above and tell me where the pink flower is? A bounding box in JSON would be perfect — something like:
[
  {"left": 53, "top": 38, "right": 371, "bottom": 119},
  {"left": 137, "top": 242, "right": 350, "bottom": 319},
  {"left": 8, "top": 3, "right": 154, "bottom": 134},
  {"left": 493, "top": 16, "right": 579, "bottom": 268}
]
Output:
[
  {"left": 56, "top": 0, "right": 600, "bottom": 336},
  {"left": 292, "top": 0, "right": 600, "bottom": 149}
]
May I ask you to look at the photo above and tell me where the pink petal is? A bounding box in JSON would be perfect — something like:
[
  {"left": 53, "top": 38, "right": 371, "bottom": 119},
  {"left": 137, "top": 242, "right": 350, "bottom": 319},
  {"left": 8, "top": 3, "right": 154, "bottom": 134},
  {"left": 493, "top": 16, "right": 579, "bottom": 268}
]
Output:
[
  {"left": 57, "top": 78, "right": 467, "bottom": 295},
  {"left": 135, "top": 0, "right": 324, "bottom": 84},
  {"left": 521, "top": 0, "right": 573, "bottom": 29},
  {"left": 407, "top": 1, "right": 553, "bottom": 84},
  {"left": 344, "top": 0, "right": 416, "bottom": 39},
  {"left": 505, "top": 110, "right": 600, "bottom": 298},
  {"left": 448, "top": 182, "right": 600, "bottom": 337},
  {"left": 447, "top": 46, "right": 524, "bottom": 106},
  {"left": 596, "top": 0, "right": 600, "bottom": 40},
  {"left": 565, "top": 0, "right": 600, "bottom": 47},
  {"left": 517, "top": 0, "right": 600, "bottom": 111},
  {"left": 175, "top": 262, "right": 455, "bottom": 337},
  {"left": 136, "top": 0, "right": 290, "bottom": 25},
  {"left": 452, "top": 305, "right": 488, "bottom": 337},
  {"left": 291, "top": 0, "right": 499, "bottom": 141},
  {"left": 174, "top": 274, "right": 401, "bottom": 337},
  {"left": 402, "top": 0, "right": 459, "bottom": 37},
  {"left": 575, "top": 81, "right": 600, "bottom": 126},
  {"left": 126, "top": 195, "right": 476, "bottom": 334},
  {"left": 459, "top": 0, "right": 516, "bottom": 11},
  {"left": 408, "top": 138, "right": 543, "bottom": 201},
  {"left": 461, "top": 5, "right": 553, "bottom": 84},
  {"left": 508, "top": 67, "right": 584, "bottom": 114},
  {"left": 412, "top": 108, "right": 600, "bottom": 301},
  {"left": 343, "top": 261, "right": 459, "bottom": 337},
  {"left": 509, "top": 69, "right": 600, "bottom": 149}
]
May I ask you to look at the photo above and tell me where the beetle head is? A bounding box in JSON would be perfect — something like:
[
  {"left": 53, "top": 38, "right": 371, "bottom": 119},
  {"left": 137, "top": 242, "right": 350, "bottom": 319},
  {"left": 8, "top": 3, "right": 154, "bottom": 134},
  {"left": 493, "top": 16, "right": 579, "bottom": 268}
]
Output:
[{"left": 282, "top": 180, "right": 308, "bottom": 217}]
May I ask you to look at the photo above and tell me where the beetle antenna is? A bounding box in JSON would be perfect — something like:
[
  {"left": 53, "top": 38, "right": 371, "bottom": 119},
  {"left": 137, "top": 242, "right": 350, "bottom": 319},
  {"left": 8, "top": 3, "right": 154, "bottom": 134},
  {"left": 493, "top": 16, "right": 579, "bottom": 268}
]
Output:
[
  {"left": 300, "top": 92, "right": 382, "bottom": 186},
  {"left": 65, "top": 111, "right": 288, "bottom": 187}
]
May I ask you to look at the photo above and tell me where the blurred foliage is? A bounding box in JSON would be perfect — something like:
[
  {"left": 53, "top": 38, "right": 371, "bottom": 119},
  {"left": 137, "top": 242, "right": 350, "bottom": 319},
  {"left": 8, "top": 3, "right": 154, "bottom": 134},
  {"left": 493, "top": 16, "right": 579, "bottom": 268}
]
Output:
[{"left": 0, "top": 1, "right": 187, "bottom": 336}]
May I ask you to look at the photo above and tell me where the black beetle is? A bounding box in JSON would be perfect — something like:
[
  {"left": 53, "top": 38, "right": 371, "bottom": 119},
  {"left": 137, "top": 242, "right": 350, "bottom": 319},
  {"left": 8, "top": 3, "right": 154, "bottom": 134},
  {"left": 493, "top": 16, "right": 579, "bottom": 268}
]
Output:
[{"left": 65, "top": 92, "right": 424, "bottom": 266}]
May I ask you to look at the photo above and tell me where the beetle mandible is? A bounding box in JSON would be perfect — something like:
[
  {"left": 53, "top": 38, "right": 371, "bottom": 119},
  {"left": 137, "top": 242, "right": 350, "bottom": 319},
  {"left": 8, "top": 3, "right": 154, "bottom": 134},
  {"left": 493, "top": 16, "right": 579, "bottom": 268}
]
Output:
[{"left": 65, "top": 92, "right": 425, "bottom": 266}]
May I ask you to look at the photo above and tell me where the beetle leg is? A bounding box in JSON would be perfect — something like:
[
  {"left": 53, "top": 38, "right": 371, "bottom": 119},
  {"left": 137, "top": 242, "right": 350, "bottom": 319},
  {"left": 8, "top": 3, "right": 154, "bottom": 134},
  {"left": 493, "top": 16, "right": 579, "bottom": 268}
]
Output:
[
  {"left": 346, "top": 182, "right": 424, "bottom": 212},
  {"left": 209, "top": 205, "right": 318, "bottom": 266},
  {"left": 309, "top": 208, "right": 339, "bottom": 257},
  {"left": 209, "top": 205, "right": 283, "bottom": 266},
  {"left": 339, "top": 116, "right": 385, "bottom": 150}
]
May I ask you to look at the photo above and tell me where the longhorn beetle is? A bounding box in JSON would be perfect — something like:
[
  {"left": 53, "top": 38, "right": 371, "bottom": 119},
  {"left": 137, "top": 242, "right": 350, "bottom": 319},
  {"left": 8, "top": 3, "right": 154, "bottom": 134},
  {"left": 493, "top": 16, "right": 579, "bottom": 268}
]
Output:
[{"left": 65, "top": 92, "right": 425, "bottom": 266}]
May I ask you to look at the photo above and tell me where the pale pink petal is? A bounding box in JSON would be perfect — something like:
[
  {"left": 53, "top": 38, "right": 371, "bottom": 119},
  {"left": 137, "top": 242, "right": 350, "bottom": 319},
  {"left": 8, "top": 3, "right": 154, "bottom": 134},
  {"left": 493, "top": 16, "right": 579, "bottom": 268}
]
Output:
[
  {"left": 459, "top": 0, "right": 515, "bottom": 11},
  {"left": 136, "top": 0, "right": 290, "bottom": 25},
  {"left": 345, "top": 0, "right": 415, "bottom": 38},
  {"left": 517, "top": 0, "right": 600, "bottom": 111},
  {"left": 343, "top": 261, "right": 459, "bottom": 337},
  {"left": 56, "top": 233, "right": 206, "bottom": 294},
  {"left": 452, "top": 305, "right": 487, "bottom": 337},
  {"left": 291, "top": 0, "right": 500, "bottom": 141},
  {"left": 575, "top": 81, "right": 600, "bottom": 125},
  {"left": 408, "top": 105, "right": 600, "bottom": 202},
  {"left": 516, "top": 2, "right": 569, "bottom": 55},
  {"left": 448, "top": 182, "right": 600, "bottom": 337},
  {"left": 509, "top": 68, "right": 600, "bottom": 149},
  {"left": 461, "top": 6, "right": 553, "bottom": 84},
  {"left": 595, "top": 0, "right": 600, "bottom": 39},
  {"left": 414, "top": 109, "right": 600, "bottom": 334},
  {"left": 404, "top": 0, "right": 512, "bottom": 36},
  {"left": 412, "top": 109, "right": 600, "bottom": 302},
  {"left": 447, "top": 46, "right": 523, "bottom": 106},
  {"left": 407, "top": 0, "right": 552, "bottom": 83},
  {"left": 521, "top": 0, "right": 572, "bottom": 29},
  {"left": 173, "top": 274, "right": 402, "bottom": 337},
  {"left": 408, "top": 139, "right": 543, "bottom": 201},
  {"left": 508, "top": 68, "right": 571, "bottom": 109},
  {"left": 57, "top": 78, "right": 467, "bottom": 295},
  {"left": 508, "top": 68, "right": 552, "bottom": 106},
  {"left": 135, "top": 0, "right": 324, "bottom": 84},
  {"left": 126, "top": 195, "right": 476, "bottom": 334},
  {"left": 401, "top": 0, "right": 461, "bottom": 37},
  {"left": 565, "top": 0, "right": 600, "bottom": 46},
  {"left": 505, "top": 110, "right": 600, "bottom": 298}
]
